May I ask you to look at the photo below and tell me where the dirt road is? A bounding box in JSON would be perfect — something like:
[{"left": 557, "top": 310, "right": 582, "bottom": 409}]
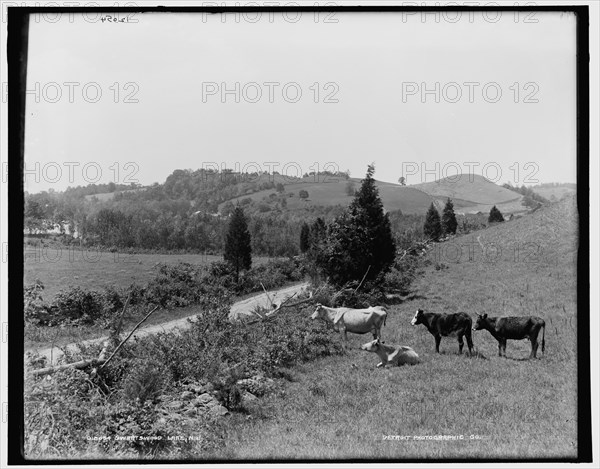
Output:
[{"left": 30, "top": 283, "right": 309, "bottom": 365}]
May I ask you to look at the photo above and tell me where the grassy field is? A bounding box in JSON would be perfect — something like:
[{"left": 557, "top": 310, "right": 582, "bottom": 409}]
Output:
[
  {"left": 412, "top": 174, "right": 522, "bottom": 205},
  {"left": 23, "top": 248, "right": 276, "bottom": 301},
  {"left": 221, "top": 174, "right": 532, "bottom": 217},
  {"left": 221, "top": 177, "right": 435, "bottom": 214},
  {"left": 533, "top": 186, "right": 576, "bottom": 202},
  {"left": 214, "top": 197, "right": 579, "bottom": 460}
]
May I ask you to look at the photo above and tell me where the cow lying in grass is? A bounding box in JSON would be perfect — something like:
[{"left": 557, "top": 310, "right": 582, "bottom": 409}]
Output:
[
  {"left": 310, "top": 304, "right": 387, "bottom": 351},
  {"left": 473, "top": 313, "right": 545, "bottom": 359},
  {"left": 411, "top": 309, "right": 474, "bottom": 356},
  {"left": 361, "top": 338, "right": 420, "bottom": 368}
]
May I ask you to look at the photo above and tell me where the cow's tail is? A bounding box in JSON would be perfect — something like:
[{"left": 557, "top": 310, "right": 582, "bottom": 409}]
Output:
[{"left": 541, "top": 323, "right": 545, "bottom": 354}]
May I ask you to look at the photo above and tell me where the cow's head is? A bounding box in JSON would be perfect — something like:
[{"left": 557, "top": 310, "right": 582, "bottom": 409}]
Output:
[
  {"left": 311, "top": 303, "right": 325, "bottom": 320},
  {"left": 473, "top": 313, "right": 489, "bottom": 331},
  {"left": 411, "top": 309, "right": 425, "bottom": 326},
  {"left": 361, "top": 338, "right": 381, "bottom": 352}
]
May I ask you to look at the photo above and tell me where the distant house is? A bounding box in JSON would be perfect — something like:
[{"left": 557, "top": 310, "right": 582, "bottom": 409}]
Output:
[{"left": 192, "top": 211, "right": 221, "bottom": 218}]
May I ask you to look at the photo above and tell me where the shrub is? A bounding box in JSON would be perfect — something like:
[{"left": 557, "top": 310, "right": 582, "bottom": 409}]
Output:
[
  {"left": 24, "top": 280, "right": 50, "bottom": 326},
  {"left": 488, "top": 205, "right": 505, "bottom": 223},
  {"left": 144, "top": 262, "right": 207, "bottom": 308},
  {"left": 48, "top": 287, "right": 107, "bottom": 326},
  {"left": 24, "top": 368, "right": 107, "bottom": 458},
  {"left": 121, "top": 359, "right": 167, "bottom": 404}
]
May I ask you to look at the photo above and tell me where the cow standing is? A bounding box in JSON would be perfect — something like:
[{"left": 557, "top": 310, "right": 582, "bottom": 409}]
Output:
[
  {"left": 411, "top": 309, "right": 473, "bottom": 356},
  {"left": 311, "top": 304, "right": 387, "bottom": 351},
  {"left": 473, "top": 313, "right": 545, "bottom": 359}
]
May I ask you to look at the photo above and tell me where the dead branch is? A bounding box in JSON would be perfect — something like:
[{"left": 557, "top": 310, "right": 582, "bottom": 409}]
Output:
[
  {"left": 29, "top": 358, "right": 107, "bottom": 377},
  {"left": 100, "top": 305, "right": 159, "bottom": 370},
  {"left": 114, "top": 291, "right": 132, "bottom": 336},
  {"left": 243, "top": 290, "right": 314, "bottom": 325},
  {"left": 353, "top": 265, "right": 371, "bottom": 294},
  {"left": 260, "top": 282, "right": 275, "bottom": 308}
]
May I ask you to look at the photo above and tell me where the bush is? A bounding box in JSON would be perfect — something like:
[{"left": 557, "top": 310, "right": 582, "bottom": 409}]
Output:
[
  {"left": 144, "top": 262, "right": 209, "bottom": 308},
  {"left": 488, "top": 205, "right": 505, "bottom": 223},
  {"left": 121, "top": 359, "right": 167, "bottom": 404},
  {"left": 48, "top": 287, "right": 107, "bottom": 326},
  {"left": 24, "top": 280, "right": 50, "bottom": 326}
]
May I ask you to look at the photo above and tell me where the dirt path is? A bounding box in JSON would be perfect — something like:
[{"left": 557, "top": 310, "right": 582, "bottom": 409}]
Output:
[{"left": 29, "top": 283, "right": 309, "bottom": 365}]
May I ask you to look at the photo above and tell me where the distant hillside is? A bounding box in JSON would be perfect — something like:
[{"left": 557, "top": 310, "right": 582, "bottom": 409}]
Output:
[
  {"left": 84, "top": 187, "right": 147, "bottom": 202},
  {"left": 531, "top": 183, "right": 576, "bottom": 202},
  {"left": 220, "top": 177, "right": 435, "bottom": 215},
  {"left": 411, "top": 174, "right": 525, "bottom": 214}
]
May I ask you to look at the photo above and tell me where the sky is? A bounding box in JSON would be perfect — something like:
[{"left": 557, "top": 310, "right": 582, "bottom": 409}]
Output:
[{"left": 23, "top": 10, "right": 578, "bottom": 193}]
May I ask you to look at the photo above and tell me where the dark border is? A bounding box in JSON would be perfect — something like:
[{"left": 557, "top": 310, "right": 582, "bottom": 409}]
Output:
[
  {"left": 7, "top": 7, "right": 28, "bottom": 468},
  {"left": 7, "top": 5, "right": 591, "bottom": 465}
]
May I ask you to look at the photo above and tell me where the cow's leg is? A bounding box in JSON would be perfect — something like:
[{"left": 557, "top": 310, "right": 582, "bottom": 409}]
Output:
[
  {"left": 435, "top": 335, "right": 441, "bottom": 353},
  {"left": 458, "top": 335, "right": 464, "bottom": 355},
  {"left": 501, "top": 339, "right": 507, "bottom": 357},
  {"left": 530, "top": 337, "right": 539, "bottom": 359},
  {"left": 340, "top": 330, "right": 348, "bottom": 353},
  {"left": 530, "top": 330, "right": 540, "bottom": 359},
  {"left": 497, "top": 340, "right": 502, "bottom": 357},
  {"left": 465, "top": 330, "right": 474, "bottom": 356}
]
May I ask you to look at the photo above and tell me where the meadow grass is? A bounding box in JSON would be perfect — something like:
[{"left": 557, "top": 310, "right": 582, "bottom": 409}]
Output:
[
  {"left": 215, "top": 198, "right": 579, "bottom": 460},
  {"left": 23, "top": 249, "right": 275, "bottom": 301}
]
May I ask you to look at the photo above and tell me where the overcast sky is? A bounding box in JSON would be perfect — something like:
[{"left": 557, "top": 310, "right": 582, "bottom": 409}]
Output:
[{"left": 23, "top": 10, "right": 577, "bottom": 193}]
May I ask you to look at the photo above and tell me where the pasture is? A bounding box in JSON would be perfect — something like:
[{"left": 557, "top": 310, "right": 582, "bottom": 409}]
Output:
[
  {"left": 216, "top": 197, "right": 578, "bottom": 459},
  {"left": 23, "top": 247, "right": 276, "bottom": 301},
  {"left": 220, "top": 177, "right": 435, "bottom": 215}
]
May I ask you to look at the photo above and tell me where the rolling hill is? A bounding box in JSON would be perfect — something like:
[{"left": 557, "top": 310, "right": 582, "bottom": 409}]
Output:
[
  {"left": 411, "top": 174, "right": 525, "bottom": 214},
  {"left": 221, "top": 173, "right": 530, "bottom": 216},
  {"left": 531, "top": 184, "right": 576, "bottom": 201},
  {"left": 220, "top": 177, "right": 435, "bottom": 215}
]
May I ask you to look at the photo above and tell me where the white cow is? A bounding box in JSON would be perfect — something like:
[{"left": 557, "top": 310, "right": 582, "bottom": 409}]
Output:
[
  {"left": 361, "top": 338, "right": 420, "bottom": 368},
  {"left": 310, "top": 304, "right": 387, "bottom": 350}
]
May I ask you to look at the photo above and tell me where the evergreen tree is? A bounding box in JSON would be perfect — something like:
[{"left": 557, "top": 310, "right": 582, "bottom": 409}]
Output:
[
  {"left": 423, "top": 203, "right": 442, "bottom": 241},
  {"left": 441, "top": 198, "right": 458, "bottom": 235},
  {"left": 223, "top": 206, "right": 252, "bottom": 280},
  {"left": 488, "top": 205, "right": 505, "bottom": 223},
  {"left": 307, "top": 217, "right": 327, "bottom": 260},
  {"left": 317, "top": 165, "right": 396, "bottom": 286},
  {"left": 299, "top": 222, "right": 311, "bottom": 253}
]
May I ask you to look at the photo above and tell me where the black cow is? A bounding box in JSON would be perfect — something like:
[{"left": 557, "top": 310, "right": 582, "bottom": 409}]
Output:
[
  {"left": 411, "top": 309, "right": 473, "bottom": 356},
  {"left": 473, "top": 313, "right": 545, "bottom": 359}
]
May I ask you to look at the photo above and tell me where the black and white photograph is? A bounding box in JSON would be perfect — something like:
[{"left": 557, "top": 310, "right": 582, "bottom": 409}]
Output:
[{"left": 2, "top": 2, "right": 598, "bottom": 465}]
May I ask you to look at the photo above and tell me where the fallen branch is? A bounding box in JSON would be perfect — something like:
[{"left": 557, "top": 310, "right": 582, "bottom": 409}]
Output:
[
  {"left": 100, "top": 305, "right": 159, "bottom": 370},
  {"left": 243, "top": 289, "right": 319, "bottom": 325},
  {"left": 29, "top": 358, "right": 107, "bottom": 377},
  {"left": 260, "top": 282, "right": 275, "bottom": 308}
]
